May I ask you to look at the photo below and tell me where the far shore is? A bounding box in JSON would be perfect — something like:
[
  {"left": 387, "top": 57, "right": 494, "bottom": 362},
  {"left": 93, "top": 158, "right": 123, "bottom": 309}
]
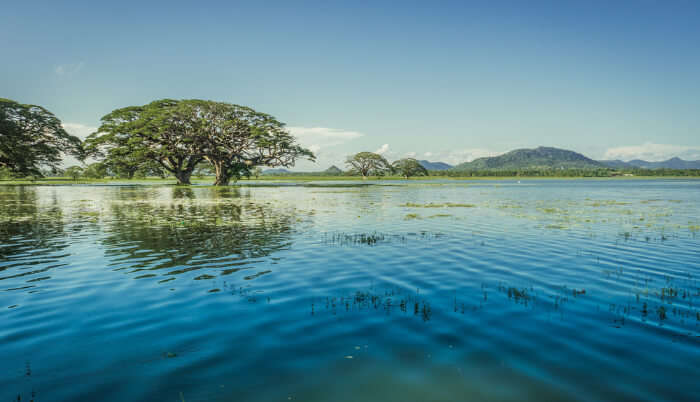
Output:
[{"left": 1, "top": 175, "right": 699, "bottom": 186}]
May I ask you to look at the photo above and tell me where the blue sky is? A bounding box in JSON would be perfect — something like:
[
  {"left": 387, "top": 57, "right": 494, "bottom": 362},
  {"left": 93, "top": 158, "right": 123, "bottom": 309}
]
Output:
[{"left": 2, "top": 0, "right": 700, "bottom": 169}]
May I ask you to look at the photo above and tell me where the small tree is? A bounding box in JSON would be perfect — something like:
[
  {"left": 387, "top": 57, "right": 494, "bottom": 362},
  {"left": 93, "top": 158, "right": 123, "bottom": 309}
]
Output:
[
  {"left": 345, "top": 152, "right": 392, "bottom": 179},
  {"left": 83, "top": 162, "right": 108, "bottom": 179},
  {"left": 392, "top": 158, "right": 428, "bottom": 179},
  {"left": 65, "top": 166, "right": 84, "bottom": 181},
  {"left": 252, "top": 167, "right": 262, "bottom": 179}
]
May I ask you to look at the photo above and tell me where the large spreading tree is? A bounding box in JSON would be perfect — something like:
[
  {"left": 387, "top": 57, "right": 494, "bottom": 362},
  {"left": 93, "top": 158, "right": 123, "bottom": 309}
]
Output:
[
  {"left": 193, "top": 100, "right": 314, "bottom": 185},
  {"left": 345, "top": 152, "right": 392, "bottom": 179},
  {"left": 86, "top": 99, "right": 313, "bottom": 185},
  {"left": 392, "top": 158, "right": 428, "bottom": 179},
  {"left": 86, "top": 99, "right": 206, "bottom": 185},
  {"left": 0, "top": 98, "right": 83, "bottom": 176}
]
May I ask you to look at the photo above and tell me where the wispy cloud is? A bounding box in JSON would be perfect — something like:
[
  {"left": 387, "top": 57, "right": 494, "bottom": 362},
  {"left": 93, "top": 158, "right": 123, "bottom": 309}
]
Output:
[
  {"left": 54, "top": 62, "right": 84, "bottom": 76},
  {"left": 62, "top": 122, "right": 97, "bottom": 139},
  {"left": 287, "top": 126, "right": 364, "bottom": 154},
  {"left": 422, "top": 148, "right": 501, "bottom": 165},
  {"left": 375, "top": 144, "right": 389, "bottom": 155},
  {"left": 604, "top": 142, "right": 700, "bottom": 161}
]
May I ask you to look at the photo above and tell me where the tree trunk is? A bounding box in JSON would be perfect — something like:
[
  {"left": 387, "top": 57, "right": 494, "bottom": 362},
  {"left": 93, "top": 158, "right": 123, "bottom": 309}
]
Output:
[
  {"left": 174, "top": 170, "right": 192, "bottom": 185},
  {"left": 214, "top": 173, "right": 231, "bottom": 186},
  {"left": 212, "top": 160, "right": 231, "bottom": 186}
]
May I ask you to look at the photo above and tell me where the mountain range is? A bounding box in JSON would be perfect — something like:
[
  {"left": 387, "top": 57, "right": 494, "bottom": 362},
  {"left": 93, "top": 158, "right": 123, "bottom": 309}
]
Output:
[
  {"left": 267, "top": 148, "right": 700, "bottom": 173},
  {"left": 452, "top": 147, "right": 605, "bottom": 171},
  {"left": 598, "top": 157, "right": 700, "bottom": 170},
  {"left": 418, "top": 160, "right": 453, "bottom": 170}
]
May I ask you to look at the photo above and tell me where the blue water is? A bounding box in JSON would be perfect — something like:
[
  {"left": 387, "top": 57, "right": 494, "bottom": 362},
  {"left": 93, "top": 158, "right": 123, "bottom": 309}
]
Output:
[{"left": 1, "top": 180, "right": 699, "bottom": 401}]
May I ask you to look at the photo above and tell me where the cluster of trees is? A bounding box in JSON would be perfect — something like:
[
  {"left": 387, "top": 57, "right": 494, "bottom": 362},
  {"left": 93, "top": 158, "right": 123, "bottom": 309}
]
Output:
[
  {"left": 1, "top": 98, "right": 83, "bottom": 177},
  {"left": 4, "top": 97, "right": 699, "bottom": 182},
  {"left": 1, "top": 98, "right": 314, "bottom": 185},
  {"left": 84, "top": 99, "right": 314, "bottom": 185},
  {"left": 345, "top": 152, "right": 429, "bottom": 179}
]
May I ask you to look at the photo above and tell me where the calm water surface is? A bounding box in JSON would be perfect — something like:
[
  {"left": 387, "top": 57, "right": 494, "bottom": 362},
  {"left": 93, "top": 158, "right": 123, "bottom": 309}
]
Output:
[{"left": 1, "top": 180, "right": 699, "bottom": 401}]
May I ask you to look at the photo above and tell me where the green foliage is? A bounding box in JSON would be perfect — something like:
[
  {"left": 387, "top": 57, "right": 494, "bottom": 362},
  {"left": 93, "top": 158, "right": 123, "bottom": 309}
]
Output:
[
  {"left": 86, "top": 99, "right": 204, "bottom": 185},
  {"left": 86, "top": 99, "right": 314, "bottom": 186},
  {"left": 82, "top": 162, "right": 108, "bottom": 179},
  {"left": 345, "top": 152, "right": 392, "bottom": 178},
  {"left": 64, "top": 166, "right": 84, "bottom": 180},
  {"left": 0, "top": 98, "right": 83, "bottom": 176},
  {"left": 189, "top": 100, "right": 314, "bottom": 185},
  {"left": 0, "top": 166, "right": 15, "bottom": 180},
  {"left": 392, "top": 158, "right": 428, "bottom": 178}
]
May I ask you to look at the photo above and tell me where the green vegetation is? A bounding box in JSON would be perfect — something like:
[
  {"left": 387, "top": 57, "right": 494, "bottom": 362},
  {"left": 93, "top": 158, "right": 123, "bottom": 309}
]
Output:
[
  {"left": 392, "top": 158, "right": 429, "bottom": 179},
  {"left": 64, "top": 166, "right": 84, "bottom": 181},
  {"left": 345, "top": 152, "right": 392, "bottom": 179},
  {"left": 3, "top": 97, "right": 700, "bottom": 183},
  {"left": 85, "top": 99, "right": 314, "bottom": 185},
  {"left": 1, "top": 98, "right": 83, "bottom": 176}
]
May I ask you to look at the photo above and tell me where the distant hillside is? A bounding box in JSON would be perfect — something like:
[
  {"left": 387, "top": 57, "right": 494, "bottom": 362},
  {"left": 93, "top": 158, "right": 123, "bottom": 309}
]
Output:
[
  {"left": 419, "top": 160, "right": 453, "bottom": 170},
  {"left": 324, "top": 165, "right": 344, "bottom": 175},
  {"left": 453, "top": 147, "right": 605, "bottom": 171},
  {"left": 262, "top": 168, "right": 292, "bottom": 175},
  {"left": 599, "top": 157, "right": 700, "bottom": 169},
  {"left": 598, "top": 160, "right": 633, "bottom": 169}
]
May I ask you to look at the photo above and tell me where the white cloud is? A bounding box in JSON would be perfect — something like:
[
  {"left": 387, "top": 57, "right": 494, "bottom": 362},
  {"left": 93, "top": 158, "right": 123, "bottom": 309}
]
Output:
[
  {"left": 283, "top": 126, "right": 365, "bottom": 171},
  {"left": 375, "top": 143, "right": 389, "bottom": 155},
  {"left": 62, "top": 123, "right": 97, "bottom": 139},
  {"left": 604, "top": 142, "right": 700, "bottom": 161},
  {"left": 54, "top": 62, "right": 84, "bottom": 76},
  {"left": 287, "top": 126, "right": 363, "bottom": 147},
  {"left": 421, "top": 148, "right": 501, "bottom": 165},
  {"left": 405, "top": 151, "right": 416, "bottom": 158}
]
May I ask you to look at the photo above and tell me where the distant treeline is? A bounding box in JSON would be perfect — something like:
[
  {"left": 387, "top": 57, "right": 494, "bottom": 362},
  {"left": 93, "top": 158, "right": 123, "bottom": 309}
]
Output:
[
  {"left": 428, "top": 168, "right": 700, "bottom": 177},
  {"left": 254, "top": 168, "right": 700, "bottom": 178}
]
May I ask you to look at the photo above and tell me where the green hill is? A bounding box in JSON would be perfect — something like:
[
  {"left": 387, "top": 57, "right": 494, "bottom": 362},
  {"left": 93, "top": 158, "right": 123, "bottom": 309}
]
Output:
[
  {"left": 323, "top": 165, "right": 344, "bottom": 175},
  {"left": 453, "top": 147, "right": 606, "bottom": 171}
]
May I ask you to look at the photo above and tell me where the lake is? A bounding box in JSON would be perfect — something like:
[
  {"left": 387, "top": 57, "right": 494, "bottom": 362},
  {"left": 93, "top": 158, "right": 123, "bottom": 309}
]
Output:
[{"left": 1, "top": 179, "right": 699, "bottom": 401}]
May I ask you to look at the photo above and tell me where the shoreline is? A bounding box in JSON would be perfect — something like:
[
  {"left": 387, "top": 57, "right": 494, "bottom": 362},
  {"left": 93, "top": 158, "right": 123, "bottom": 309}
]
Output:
[{"left": 1, "top": 175, "right": 700, "bottom": 186}]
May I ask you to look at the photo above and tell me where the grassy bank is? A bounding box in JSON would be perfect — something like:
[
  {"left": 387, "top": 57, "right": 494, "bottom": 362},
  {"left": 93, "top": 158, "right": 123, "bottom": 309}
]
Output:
[{"left": 1, "top": 175, "right": 699, "bottom": 186}]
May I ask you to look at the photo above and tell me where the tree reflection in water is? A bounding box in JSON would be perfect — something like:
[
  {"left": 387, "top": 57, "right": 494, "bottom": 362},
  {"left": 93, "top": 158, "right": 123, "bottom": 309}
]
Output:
[
  {"left": 101, "top": 186, "right": 297, "bottom": 281},
  {"left": 0, "top": 187, "right": 69, "bottom": 290}
]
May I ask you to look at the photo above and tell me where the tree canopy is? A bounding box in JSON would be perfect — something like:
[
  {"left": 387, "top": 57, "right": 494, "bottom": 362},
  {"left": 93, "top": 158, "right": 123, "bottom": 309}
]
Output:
[
  {"left": 0, "top": 98, "right": 83, "bottom": 176},
  {"left": 192, "top": 100, "right": 314, "bottom": 185},
  {"left": 86, "top": 99, "right": 313, "bottom": 185},
  {"left": 65, "top": 166, "right": 84, "bottom": 180},
  {"left": 392, "top": 158, "right": 429, "bottom": 178},
  {"left": 85, "top": 99, "right": 205, "bottom": 185},
  {"left": 345, "top": 152, "right": 392, "bottom": 179}
]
